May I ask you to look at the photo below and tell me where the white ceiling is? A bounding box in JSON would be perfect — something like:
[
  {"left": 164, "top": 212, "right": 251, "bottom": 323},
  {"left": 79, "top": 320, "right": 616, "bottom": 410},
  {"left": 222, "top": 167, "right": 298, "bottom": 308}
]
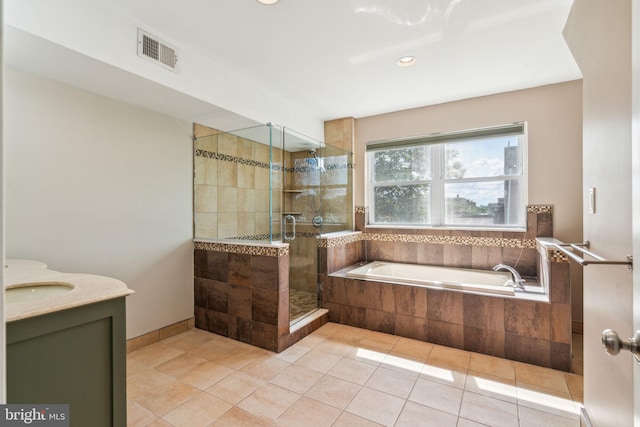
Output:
[{"left": 5, "top": 0, "right": 581, "bottom": 141}]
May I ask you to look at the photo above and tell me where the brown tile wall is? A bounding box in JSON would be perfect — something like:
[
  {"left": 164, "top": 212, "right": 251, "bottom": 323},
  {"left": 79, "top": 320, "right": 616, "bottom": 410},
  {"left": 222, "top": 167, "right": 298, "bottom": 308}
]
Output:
[
  {"left": 195, "top": 248, "right": 327, "bottom": 352},
  {"left": 321, "top": 207, "right": 573, "bottom": 371}
]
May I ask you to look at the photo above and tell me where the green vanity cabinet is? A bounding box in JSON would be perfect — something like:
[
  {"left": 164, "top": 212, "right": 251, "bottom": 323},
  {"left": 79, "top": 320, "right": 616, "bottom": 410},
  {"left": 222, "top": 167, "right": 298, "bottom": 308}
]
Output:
[{"left": 7, "top": 297, "right": 128, "bottom": 427}]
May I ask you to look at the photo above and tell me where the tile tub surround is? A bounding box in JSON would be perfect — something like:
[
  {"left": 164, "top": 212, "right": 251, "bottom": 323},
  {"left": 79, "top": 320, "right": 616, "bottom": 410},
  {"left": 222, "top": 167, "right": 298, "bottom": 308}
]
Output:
[
  {"left": 194, "top": 240, "right": 327, "bottom": 353},
  {"left": 319, "top": 208, "right": 573, "bottom": 371}
]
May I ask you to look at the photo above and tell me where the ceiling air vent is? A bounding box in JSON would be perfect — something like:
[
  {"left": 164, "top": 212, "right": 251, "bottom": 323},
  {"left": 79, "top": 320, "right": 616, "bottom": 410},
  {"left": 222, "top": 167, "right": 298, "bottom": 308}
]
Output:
[{"left": 137, "top": 29, "right": 178, "bottom": 71}]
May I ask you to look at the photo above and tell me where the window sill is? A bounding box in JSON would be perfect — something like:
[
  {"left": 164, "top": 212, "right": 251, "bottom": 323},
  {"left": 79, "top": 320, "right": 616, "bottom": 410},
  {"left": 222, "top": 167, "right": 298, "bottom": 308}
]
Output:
[{"left": 365, "top": 224, "right": 527, "bottom": 233}]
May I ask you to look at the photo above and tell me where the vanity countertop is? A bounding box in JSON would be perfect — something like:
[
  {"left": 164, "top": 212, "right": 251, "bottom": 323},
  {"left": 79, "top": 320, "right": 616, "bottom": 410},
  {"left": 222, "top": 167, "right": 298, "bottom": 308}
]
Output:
[{"left": 4, "top": 259, "right": 134, "bottom": 322}]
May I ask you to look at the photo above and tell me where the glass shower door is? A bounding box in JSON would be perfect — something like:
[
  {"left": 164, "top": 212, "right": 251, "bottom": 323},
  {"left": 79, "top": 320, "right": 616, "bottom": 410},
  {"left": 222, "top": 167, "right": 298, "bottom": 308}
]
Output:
[{"left": 282, "top": 128, "right": 323, "bottom": 325}]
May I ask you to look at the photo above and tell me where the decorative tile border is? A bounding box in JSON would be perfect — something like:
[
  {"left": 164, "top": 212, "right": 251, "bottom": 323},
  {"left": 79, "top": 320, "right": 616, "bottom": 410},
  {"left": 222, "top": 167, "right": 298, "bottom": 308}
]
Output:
[
  {"left": 317, "top": 231, "right": 535, "bottom": 249},
  {"left": 527, "top": 205, "right": 553, "bottom": 214},
  {"left": 318, "top": 232, "right": 363, "bottom": 248},
  {"left": 549, "top": 250, "right": 570, "bottom": 263},
  {"left": 195, "top": 149, "right": 353, "bottom": 173},
  {"left": 364, "top": 233, "right": 536, "bottom": 249},
  {"left": 194, "top": 241, "right": 288, "bottom": 257},
  {"left": 355, "top": 206, "right": 367, "bottom": 214}
]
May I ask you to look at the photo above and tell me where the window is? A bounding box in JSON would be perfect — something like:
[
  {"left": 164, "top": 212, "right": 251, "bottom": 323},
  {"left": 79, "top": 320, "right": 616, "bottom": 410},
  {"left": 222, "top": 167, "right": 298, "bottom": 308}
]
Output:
[{"left": 367, "top": 123, "right": 526, "bottom": 228}]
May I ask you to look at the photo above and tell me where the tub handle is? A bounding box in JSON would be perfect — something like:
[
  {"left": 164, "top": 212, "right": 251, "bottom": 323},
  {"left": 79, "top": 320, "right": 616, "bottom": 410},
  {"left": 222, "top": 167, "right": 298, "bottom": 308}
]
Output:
[
  {"left": 284, "top": 215, "right": 296, "bottom": 241},
  {"left": 553, "top": 241, "right": 633, "bottom": 269}
]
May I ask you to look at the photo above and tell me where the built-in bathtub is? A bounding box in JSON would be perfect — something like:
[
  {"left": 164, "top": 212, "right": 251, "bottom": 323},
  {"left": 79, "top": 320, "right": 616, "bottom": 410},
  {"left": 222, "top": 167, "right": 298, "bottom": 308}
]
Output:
[{"left": 346, "top": 261, "right": 546, "bottom": 298}]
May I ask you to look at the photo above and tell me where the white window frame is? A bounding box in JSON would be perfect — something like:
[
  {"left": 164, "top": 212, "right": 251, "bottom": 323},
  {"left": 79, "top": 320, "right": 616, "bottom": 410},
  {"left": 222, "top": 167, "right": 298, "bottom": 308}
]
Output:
[{"left": 366, "top": 123, "right": 528, "bottom": 230}]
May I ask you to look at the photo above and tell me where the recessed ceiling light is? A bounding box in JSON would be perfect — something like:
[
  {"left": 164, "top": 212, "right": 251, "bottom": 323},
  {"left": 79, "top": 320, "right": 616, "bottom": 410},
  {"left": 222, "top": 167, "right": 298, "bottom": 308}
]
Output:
[
  {"left": 397, "top": 56, "right": 417, "bottom": 67},
  {"left": 257, "top": 0, "right": 278, "bottom": 4}
]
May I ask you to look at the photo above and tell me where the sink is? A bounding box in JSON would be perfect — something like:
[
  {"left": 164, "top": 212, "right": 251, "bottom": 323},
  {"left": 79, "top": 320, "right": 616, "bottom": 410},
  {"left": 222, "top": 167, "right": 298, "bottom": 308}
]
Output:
[{"left": 6, "top": 282, "right": 74, "bottom": 303}]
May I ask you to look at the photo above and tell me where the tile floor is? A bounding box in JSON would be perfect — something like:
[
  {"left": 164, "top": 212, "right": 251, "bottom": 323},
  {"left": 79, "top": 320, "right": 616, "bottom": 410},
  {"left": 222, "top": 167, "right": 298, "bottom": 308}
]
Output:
[{"left": 127, "top": 323, "right": 584, "bottom": 427}]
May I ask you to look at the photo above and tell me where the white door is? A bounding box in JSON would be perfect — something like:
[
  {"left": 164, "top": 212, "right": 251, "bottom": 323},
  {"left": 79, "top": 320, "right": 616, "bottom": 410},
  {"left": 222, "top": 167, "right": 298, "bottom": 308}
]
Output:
[{"left": 564, "top": 0, "right": 638, "bottom": 425}]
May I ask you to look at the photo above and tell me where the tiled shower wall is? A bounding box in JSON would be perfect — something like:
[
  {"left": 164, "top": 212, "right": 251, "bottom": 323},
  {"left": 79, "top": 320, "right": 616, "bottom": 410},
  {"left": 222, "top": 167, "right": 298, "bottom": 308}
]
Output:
[
  {"left": 193, "top": 241, "right": 328, "bottom": 352},
  {"left": 319, "top": 206, "right": 574, "bottom": 371},
  {"left": 194, "top": 124, "right": 282, "bottom": 240}
]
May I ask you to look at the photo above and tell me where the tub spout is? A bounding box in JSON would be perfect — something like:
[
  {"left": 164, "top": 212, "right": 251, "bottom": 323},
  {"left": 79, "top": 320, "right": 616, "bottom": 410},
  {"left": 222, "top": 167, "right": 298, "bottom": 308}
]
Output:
[{"left": 493, "top": 264, "right": 526, "bottom": 290}]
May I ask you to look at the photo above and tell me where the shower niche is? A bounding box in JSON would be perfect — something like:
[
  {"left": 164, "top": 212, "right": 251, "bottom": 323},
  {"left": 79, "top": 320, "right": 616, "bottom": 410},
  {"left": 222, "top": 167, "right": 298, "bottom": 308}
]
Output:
[{"left": 193, "top": 123, "right": 352, "bottom": 350}]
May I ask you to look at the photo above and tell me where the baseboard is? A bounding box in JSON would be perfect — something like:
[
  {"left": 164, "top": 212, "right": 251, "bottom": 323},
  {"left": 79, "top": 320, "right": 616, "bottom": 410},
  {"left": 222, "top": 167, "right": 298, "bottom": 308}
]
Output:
[
  {"left": 580, "top": 407, "right": 592, "bottom": 427},
  {"left": 572, "top": 321, "right": 584, "bottom": 335},
  {"left": 126, "top": 317, "right": 195, "bottom": 353}
]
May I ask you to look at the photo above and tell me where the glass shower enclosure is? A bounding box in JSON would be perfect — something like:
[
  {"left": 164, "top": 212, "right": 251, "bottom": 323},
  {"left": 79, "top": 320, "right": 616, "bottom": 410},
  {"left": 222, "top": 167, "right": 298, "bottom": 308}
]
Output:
[{"left": 194, "top": 123, "right": 352, "bottom": 325}]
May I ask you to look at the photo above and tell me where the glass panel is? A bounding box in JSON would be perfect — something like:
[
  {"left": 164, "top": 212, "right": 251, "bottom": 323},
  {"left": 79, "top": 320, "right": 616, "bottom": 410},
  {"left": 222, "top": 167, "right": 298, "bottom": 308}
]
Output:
[
  {"left": 373, "top": 146, "right": 431, "bottom": 182},
  {"left": 444, "top": 179, "right": 522, "bottom": 225},
  {"left": 193, "top": 124, "right": 282, "bottom": 243},
  {"left": 444, "top": 135, "right": 521, "bottom": 179},
  {"left": 373, "top": 184, "right": 430, "bottom": 224}
]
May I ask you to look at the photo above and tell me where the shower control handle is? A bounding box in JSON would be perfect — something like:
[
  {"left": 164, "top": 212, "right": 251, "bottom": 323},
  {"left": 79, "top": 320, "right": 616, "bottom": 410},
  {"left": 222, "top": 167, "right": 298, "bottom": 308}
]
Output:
[
  {"left": 284, "top": 215, "right": 296, "bottom": 241},
  {"left": 601, "top": 329, "right": 640, "bottom": 362}
]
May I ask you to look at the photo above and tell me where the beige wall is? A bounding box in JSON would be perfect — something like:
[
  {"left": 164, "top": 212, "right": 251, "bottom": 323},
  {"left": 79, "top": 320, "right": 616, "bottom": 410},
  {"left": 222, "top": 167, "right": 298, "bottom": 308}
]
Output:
[
  {"left": 564, "top": 1, "right": 635, "bottom": 425},
  {"left": 5, "top": 68, "right": 194, "bottom": 339},
  {"left": 355, "top": 81, "right": 584, "bottom": 322}
]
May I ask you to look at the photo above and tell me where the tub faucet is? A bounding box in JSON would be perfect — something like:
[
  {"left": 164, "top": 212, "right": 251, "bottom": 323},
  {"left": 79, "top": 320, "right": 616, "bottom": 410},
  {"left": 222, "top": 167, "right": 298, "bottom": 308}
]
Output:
[{"left": 493, "top": 264, "right": 526, "bottom": 290}]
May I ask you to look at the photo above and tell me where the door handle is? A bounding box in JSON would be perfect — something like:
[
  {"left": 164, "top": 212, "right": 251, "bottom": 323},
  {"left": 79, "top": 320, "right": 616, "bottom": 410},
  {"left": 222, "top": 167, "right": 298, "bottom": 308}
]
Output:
[
  {"left": 284, "top": 214, "right": 296, "bottom": 241},
  {"left": 601, "top": 329, "right": 640, "bottom": 362}
]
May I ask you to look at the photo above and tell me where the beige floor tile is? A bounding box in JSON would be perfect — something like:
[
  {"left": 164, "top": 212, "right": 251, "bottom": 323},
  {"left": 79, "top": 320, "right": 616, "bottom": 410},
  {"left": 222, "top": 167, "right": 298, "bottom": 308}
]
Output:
[
  {"left": 316, "top": 337, "right": 356, "bottom": 356},
  {"left": 177, "top": 361, "right": 235, "bottom": 391},
  {"left": 517, "top": 383, "right": 580, "bottom": 420},
  {"left": 408, "top": 378, "right": 463, "bottom": 415},
  {"left": 564, "top": 373, "right": 584, "bottom": 402},
  {"left": 145, "top": 419, "right": 173, "bottom": 427},
  {"left": 391, "top": 337, "right": 434, "bottom": 360},
  {"left": 296, "top": 333, "right": 327, "bottom": 348},
  {"left": 127, "top": 358, "right": 151, "bottom": 378},
  {"left": 519, "top": 405, "right": 581, "bottom": 427},
  {"left": 161, "top": 392, "right": 232, "bottom": 427},
  {"left": 237, "top": 383, "right": 300, "bottom": 420},
  {"left": 129, "top": 342, "right": 186, "bottom": 367},
  {"left": 331, "top": 324, "right": 370, "bottom": 342},
  {"left": 206, "top": 371, "right": 266, "bottom": 405},
  {"left": 365, "top": 366, "right": 418, "bottom": 399},
  {"left": 465, "top": 370, "right": 517, "bottom": 404},
  {"left": 276, "top": 396, "right": 342, "bottom": 427},
  {"left": 515, "top": 362, "right": 571, "bottom": 394},
  {"left": 428, "top": 345, "right": 471, "bottom": 370},
  {"left": 215, "top": 348, "right": 272, "bottom": 371},
  {"left": 127, "top": 369, "right": 176, "bottom": 400},
  {"left": 211, "top": 406, "right": 276, "bottom": 426},
  {"left": 359, "top": 331, "right": 398, "bottom": 352},
  {"left": 456, "top": 418, "right": 488, "bottom": 427},
  {"left": 420, "top": 363, "right": 468, "bottom": 389},
  {"left": 127, "top": 399, "right": 156, "bottom": 427},
  {"left": 270, "top": 364, "right": 323, "bottom": 394},
  {"left": 395, "top": 401, "right": 458, "bottom": 427},
  {"left": 294, "top": 348, "right": 342, "bottom": 373},
  {"left": 346, "top": 387, "right": 405, "bottom": 427},
  {"left": 380, "top": 352, "right": 425, "bottom": 375},
  {"left": 239, "top": 355, "right": 290, "bottom": 381},
  {"left": 273, "top": 343, "right": 312, "bottom": 363},
  {"left": 127, "top": 327, "right": 588, "bottom": 427},
  {"left": 344, "top": 346, "right": 386, "bottom": 366},
  {"left": 332, "top": 411, "right": 384, "bottom": 426},
  {"left": 135, "top": 380, "right": 200, "bottom": 417},
  {"left": 161, "top": 329, "right": 215, "bottom": 351},
  {"left": 304, "top": 375, "right": 362, "bottom": 409},
  {"left": 459, "top": 391, "right": 518, "bottom": 427},
  {"left": 327, "top": 357, "right": 377, "bottom": 385},
  {"left": 188, "top": 338, "right": 242, "bottom": 362},
  {"left": 155, "top": 352, "right": 208, "bottom": 379},
  {"left": 469, "top": 353, "right": 515, "bottom": 381}
]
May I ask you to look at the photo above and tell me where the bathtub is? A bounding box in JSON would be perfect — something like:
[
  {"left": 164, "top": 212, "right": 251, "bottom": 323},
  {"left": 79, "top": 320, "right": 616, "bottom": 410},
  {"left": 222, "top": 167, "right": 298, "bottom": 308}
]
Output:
[{"left": 346, "top": 261, "right": 517, "bottom": 296}]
